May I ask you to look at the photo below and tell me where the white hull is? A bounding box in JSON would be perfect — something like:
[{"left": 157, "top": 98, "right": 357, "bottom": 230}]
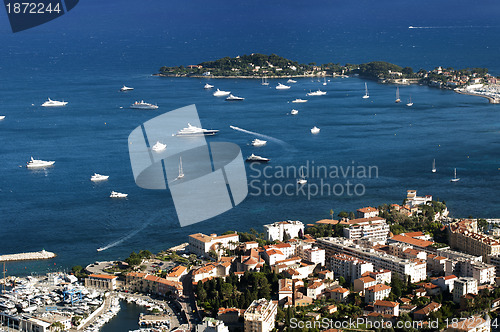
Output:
[
  {"left": 26, "top": 157, "right": 55, "bottom": 168},
  {"left": 276, "top": 83, "right": 291, "bottom": 90},
  {"left": 130, "top": 101, "right": 158, "bottom": 110},
  {"left": 120, "top": 86, "right": 134, "bottom": 91},
  {"left": 252, "top": 139, "right": 267, "bottom": 147},
  {"left": 204, "top": 84, "right": 214, "bottom": 89},
  {"left": 42, "top": 98, "right": 67, "bottom": 107},
  {"left": 91, "top": 174, "right": 109, "bottom": 182},
  {"left": 311, "top": 126, "right": 320, "bottom": 134},
  {"left": 213, "top": 89, "right": 231, "bottom": 97},
  {"left": 0, "top": 116, "right": 5, "bottom": 120},
  {"left": 290, "top": 110, "right": 298, "bottom": 115},
  {"left": 292, "top": 99, "right": 308, "bottom": 103},
  {"left": 110, "top": 191, "right": 128, "bottom": 198},
  {"left": 152, "top": 142, "right": 167, "bottom": 152}
]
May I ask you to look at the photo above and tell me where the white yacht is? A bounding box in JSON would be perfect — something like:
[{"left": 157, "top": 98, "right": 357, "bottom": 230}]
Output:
[
  {"left": 213, "top": 89, "right": 231, "bottom": 97},
  {"left": 130, "top": 101, "right": 158, "bottom": 109},
  {"left": 276, "top": 83, "right": 291, "bottom": 90},
  {"left": 110, "top": 191, "right": 128, "bottom": 198},
  {"left": 287, "top": 79, "right": 297, "bottom": 83},
  {"left": 450, "top": 168, "right": 460, "bottom": 182},
  {"left": 306, "top": 90, "right": 327, "bottom": 96},
  {"left": 176, "top": 123, "right": 219, "bottom": 136},
  {"left": 432, "top": 159, "right": 437, "bottom": 173},
  {"left": 311, "top": 126, "right": 320, "bottom": 134},
  {"left": 246, "top": 154, "right": 270, "bottom": 163},
  {"left": 362, "top": 82, "right": 369, "bottom": 99},
  {"left": 0, "top": 116, "right": 5, "bottom": 120},
  {"left": 297, "top": 167, "right": 307, "bottom": 185},
  {"left": 251, "top": 138, "right": 267, "bottom": 147},
  {"left": 292, "top": 99, "right": 308, "bottom": 103},
  {"left": 41, "top": 98, "right": 67, "bottom": 107},
  {"left": 26, "top": 157, "right": 55, "bottom": 168},
  {"left": 290, "top": 109, "right": 299, "bottom": 115},
  {"left": 225, "top": 94, "right": 244, "bottom": 101},
  {"left": 91, "top": 173, "right": 109, "bottom": 182},
  {"left": 261, "top": 77, "right": 269, "bottom": 86},
  {"left": 204, "top": 83, "right": 214, "bottom": 89},
  {"left": 177, "top": 157, "right": 185, "bottom": 179},
  {"left": 120, "top": 85, "right": 134, "bottom": 91},
  {"left": 151, "top": 141, "right": 167, "bottom": 152}
]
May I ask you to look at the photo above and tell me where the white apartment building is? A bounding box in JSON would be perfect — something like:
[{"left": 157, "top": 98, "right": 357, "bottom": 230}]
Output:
[
  {"left": 343, "top": 217, "right": 389, "bottom": 241},
  {"left": 303, "top": 247, "right": 325, "bottom": 266},
  {"left": 406, "top": 190, "right": 432, "bottom": 208},
  {"left": 196, "top": 317, "right": 230, "bottom": 332},
  {"left": 307, "top": 281, "right": 326, "bottom": 299},
  {"left": 453, "top": 277, "right": 478, "bottom": 303},
  {"left": 264, "top": 220, "right": 304, "bottom": 242},
  {"left": 244, "top": 299, "right": 278, "bottom": 332},
  {"left": 330, "top": 253, "right": 373, "bottom": 282},
  {"left": 188, "top": 232, "right": 240, "bottom": 257},
  {"left": 365, "top": 284, "right": 392, "bottom": 304},
  {"left": 356, "top": 207, "right": 379, "bottom": 219}
]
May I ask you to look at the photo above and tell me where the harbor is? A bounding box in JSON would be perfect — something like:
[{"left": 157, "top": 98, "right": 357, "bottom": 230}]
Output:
[{"left": 0, "top": 250, "right": 56, "bottom": 263}]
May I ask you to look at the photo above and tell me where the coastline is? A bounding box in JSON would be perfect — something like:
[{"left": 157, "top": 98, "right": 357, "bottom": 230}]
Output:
[
  {"left": 454, "top": 89, "right": 500, "bottom": 104},
  {"left": 153, "top": 73, "right": 326, "bottom": 79},
  {"left": 0, "top": 250, "right": 56, "bottom": 262}
]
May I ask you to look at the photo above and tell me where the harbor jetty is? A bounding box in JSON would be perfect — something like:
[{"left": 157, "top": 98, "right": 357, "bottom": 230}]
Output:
[{"left": 0, "top": 249, "right": 56, "bottom": 262}]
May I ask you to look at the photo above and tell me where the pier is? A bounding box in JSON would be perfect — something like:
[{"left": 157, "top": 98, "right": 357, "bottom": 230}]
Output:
[{"left": 0, "top": 250, "right": 56, "bottom": 262}]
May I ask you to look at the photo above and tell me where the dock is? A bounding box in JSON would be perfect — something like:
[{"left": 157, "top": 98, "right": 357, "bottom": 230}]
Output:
[{"left": 0, "top": 250, "right": 56, "bottom": 262}]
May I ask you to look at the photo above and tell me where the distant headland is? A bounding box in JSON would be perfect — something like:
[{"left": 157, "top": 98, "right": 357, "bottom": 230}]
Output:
[{"left": 156, "top": 53, "right": 500, "bottom": 103}]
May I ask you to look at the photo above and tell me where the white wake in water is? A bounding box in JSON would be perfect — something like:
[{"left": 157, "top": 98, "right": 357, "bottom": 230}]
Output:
[
  {"left": 230, "top": 125, "right": 295, "bottom": 151},
  {"left": 97, "top": 215, "right": 160, "bottom": 251}
]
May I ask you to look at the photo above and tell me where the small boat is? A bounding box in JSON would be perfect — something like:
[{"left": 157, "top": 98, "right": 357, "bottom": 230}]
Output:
[
  {"left": 362, "top": 83, "right": 369, "bottom": 99},
  {"left": 261, "top": 77, "right": 269, "bottom": 86},
  {"left": 276, "top": 83, "right": 291, "bottom": 90},
  {"left": 97, "top": 247, "right": 105, "bottom": 252},
  {"left": 287, "top": 79, "right": 297, "bottom": 84},
  {"left": 290, "top": 109, "right": 299, "bottom": 115},
  {"left": 176, "top": 157, "right": 185, "bottom": 179},
  {"left": 213, "top": 88, "right": 231, "bottom": 97},
  {"left": 306, "top": 90, "right": 327, "bottom": 96},
  {"left": 432, "top": 159, "right": 436, "bottom": 173},
  {"left": 110, "top": 191, "right": 128, "bottom": 198},
  {"left": 251, "top": 138, "right": 267, "bottom": 147},
  {"left": 395, "top": 87, "right": 401, "bottom": 103},
  {"left": 91, "top": 173, "right": 109, "bottom": 182},
  {"left": 297, "top": 166, "right": 307, "bottom": 185},
  {"left": 130, "top": 101, "right": 159, "bottom": 109},
  {"left": 450, "top": 168, "right": 460, "bottom": 182},
  {"left": 41, "top": 98, "right": 67, "bottom": 107},
  {"left": 292, "top": 99, "right": 308, "bottom": 103},
  {"left": 311, "top": 126, "right": 320, "bottom": 134},
  {"left": 26, "top": 157, "right": 55, "bottom": 168},
  {"left": 176, "top": 123, "right": 219, "bottom": 136},
  {"left": 406, "top": 96, "right": 413, "bottom": 107},
  {"left": 246, "top": 154, "right": 270, "bottom": 163},
  {"left": 120, "top": 85, "right": 134, "bottom": 92},
  {"left": 151, "top": 141, "right": 167, "bottom": 152},
  {"left": 204, "top": 83, "right": 214, "bottom": 89},
  {"left": 225, "top": 94, "right": 244, "bottom": 101},
  {"left": 0, "top": 116, "right": 5, "bottom": 120}
]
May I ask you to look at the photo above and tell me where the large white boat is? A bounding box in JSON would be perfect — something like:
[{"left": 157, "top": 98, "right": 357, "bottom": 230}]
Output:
[
  {"left": 276, "top": 83, "right": 291, "bottom": 90},
  {"left": 204, "top": 83, "right": 214, "bottom": 89},
  {"left": 306, "top": 90, "right": 327, "bottom": 96},
  {"left": 26, "top": 157, "right": 55, "bottom": 168},
  {"left": 450, "top": 168, "right": 460, "bottom": 182},
  {"left": 176, "top": 123, "right": 219, "bottom": 136},
  {"left": 246, "top": 154, "right": 270, "bottom": 163},
  {"left": 91, "top": 173, "right": 109, "bottom": 182},
  {"left": 292, "top": 99, "right": 308, "bottom": 103},
  {"left": 0, "top": 116, "right": 5, "bottom": 120},
  {"left": 251, "top": 138, "right": 267, "bottom": 147},
  {"left": 213, "top": 88, "right": 231, "bottom": 97},
  {"left": 362, "top": 82, "right": 369, "bottom": 99},
  {"left": 287, "top": 79, "right": 297, "bottom": 83},
  {"left": 130, "top": 101, "right": 159, "bottom": 109},
  {"left": 151, "top": 141, "right": 167, "bottom": 152},
  {"left": 120, "top": 85, "right": 134, "bottom": 91},
  {"left": 311, "top": 126, "right": 320, "bottom": 134},
  {"left": 290, "top": 109, "right": 299, "bottom": 115},
  {"left": 225, "top": 94, "right": 244, "bottom": 101},
  {"left": 110, "top": 191, "right": 128, "bottom": 198},
  {"left": 41, "top": 98, "right": 68, "bottom": 107}
]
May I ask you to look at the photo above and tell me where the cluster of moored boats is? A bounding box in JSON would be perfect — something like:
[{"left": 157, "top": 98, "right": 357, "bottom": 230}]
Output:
[{"left": 84, "top": 297, "right": 121, "bottom": 332}]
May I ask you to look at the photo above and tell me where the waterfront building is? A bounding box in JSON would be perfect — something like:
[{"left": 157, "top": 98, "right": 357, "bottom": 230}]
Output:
[
  {"left": 84, "top": 274, "right": 118, "bottom": 291},
  {"left": 343, "top": 217, "right": 389, "bottom": 241},
  {"left": 453, "top": 277, "right": 478, "bottom": 303},
  {"left": 449, "top": 221, "right": 500, "bottom": 260},
  {"left": 165, "top": 265, "right": 188, "bottom": 282},
  {"left": 188, "top": 232, "right": 240, "bottom": 258},
  {"left": 244, "top": 298, "right": 277, "bottom": 332},
  {"left": 264, "top": 220, "right": 304, "bottom": 242},
  {"left": 192, "top": 261, "right": 231, "bottom": 283},
  {"left": 405, "top": 190, "right": 432, "bottom": 207},
  {"left": 356, "top": 207, "right": 379, "bottom": 219},
  {"left": 126, "top": 272, "right": 183, "bottom": 297}
]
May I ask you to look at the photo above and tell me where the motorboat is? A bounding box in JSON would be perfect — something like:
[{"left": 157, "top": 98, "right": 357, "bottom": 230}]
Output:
[
  {"left": 110, "top": 191, "right": 128, "bottom": 198},
  {"left": 176, "top": 123, "right": 219, "bottom": 136},
  {"left": 0, "top": 116, "right": 5, "bottom": 120},
  {"left": 91, "top": 173, "right": 109, "bottom": 182},
  {"left": 120, "top": 85, "right": 134, "bottom": 91},
  {"left": 41, "top": 98, "right": 67, "bottom": 107},
  {"left": 251, "top": 138, "right": 267, "bottom": 147},
  {"left": 130, "top": 101, "right": 158, "bottom": 109},
  {"left": 290, "top": 109, "right": 299, "bottom": 115},
  {"left": 213, "top": 88, "right": 231, "bottom": 97},
  {"left": 276, "top": 83, "right": 291, "bottom": 90},
  {"left": 225, "top": 94, "right": 244, "bottom": 101},
  {"left": 26, "top": 157, "right": 55, "bottom": 168},
  {"left": 311, "top": 126, "right": 320, "bottom": 134},
  {"left": 287, "top": 79, "right": 297, "bottom": 83},
  {"left": 151, "top": 141, "right": 167, "bottom": 152},
  {"left": 204, "top": 83, "right": 214, "bottom": 89},
  {"left": 292, "top": 99, "right": 308, "bottom": 103},
  {"left": 246, "top": 154, "right": 270, "bottom": 163},
  {"left": 306, "top": 90, "right": 327, "bottom": 96}
]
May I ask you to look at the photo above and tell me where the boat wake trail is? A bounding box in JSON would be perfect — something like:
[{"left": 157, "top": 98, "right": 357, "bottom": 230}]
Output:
[
  {"left": 230, "top": 125, "right": 296, "bottom": 152},
  {"left": 408, "top": 25, "right": 492, "bottom": 29},
  {"left": 97, "top": 216, "right": 156, "bottom": 252}
]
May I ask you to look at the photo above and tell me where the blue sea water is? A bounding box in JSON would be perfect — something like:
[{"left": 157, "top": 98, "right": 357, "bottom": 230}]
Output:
[{"left": 0, "top": 0, "right": 500, "bottom": 278}]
